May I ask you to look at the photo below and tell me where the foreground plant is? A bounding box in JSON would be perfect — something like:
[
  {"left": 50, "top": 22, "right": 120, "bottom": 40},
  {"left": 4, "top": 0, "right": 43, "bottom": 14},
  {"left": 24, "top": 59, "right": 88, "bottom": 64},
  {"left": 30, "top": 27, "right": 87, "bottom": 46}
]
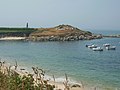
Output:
[{"left": 0, "top": 63, "right": 54, "bottom": 90}]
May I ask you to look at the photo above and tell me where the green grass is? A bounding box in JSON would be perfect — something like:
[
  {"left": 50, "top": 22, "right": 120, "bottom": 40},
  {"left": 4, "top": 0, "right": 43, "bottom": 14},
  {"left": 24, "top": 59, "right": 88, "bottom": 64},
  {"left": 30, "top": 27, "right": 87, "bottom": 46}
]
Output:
[{"left": 0, "top": 28, "right": 36, "bottom": 33}]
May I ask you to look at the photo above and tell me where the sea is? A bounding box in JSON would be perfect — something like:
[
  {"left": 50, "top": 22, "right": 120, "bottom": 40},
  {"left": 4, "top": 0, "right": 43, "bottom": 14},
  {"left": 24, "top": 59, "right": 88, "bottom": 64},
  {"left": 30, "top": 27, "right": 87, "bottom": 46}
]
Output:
[{"left": 0, "top": 30, "right": 120, "bottom": 90}]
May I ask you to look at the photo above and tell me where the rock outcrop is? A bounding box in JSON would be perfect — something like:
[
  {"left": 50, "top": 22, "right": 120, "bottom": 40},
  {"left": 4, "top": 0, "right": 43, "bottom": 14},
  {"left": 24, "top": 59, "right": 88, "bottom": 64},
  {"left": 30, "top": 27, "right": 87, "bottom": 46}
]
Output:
[{"left": 29, "top": 25, "right": 102, "bottom": 41}]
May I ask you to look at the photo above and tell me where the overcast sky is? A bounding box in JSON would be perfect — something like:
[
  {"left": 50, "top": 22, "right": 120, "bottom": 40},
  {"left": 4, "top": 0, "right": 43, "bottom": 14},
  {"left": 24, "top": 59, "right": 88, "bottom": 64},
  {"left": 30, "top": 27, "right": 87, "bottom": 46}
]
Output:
[{"left": 0, "top": 0, "right": 120, "bottom": 30}]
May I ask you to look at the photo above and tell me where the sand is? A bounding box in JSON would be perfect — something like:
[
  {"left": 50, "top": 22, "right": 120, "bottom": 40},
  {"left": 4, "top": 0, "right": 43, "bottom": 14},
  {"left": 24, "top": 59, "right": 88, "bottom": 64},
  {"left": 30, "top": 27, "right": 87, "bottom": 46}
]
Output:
[
  {"left": 0, "top": 37, "right": 26, "bottom": 40},
  {"left": 48, "top": 81, "right": 84, "bottom": 90}
]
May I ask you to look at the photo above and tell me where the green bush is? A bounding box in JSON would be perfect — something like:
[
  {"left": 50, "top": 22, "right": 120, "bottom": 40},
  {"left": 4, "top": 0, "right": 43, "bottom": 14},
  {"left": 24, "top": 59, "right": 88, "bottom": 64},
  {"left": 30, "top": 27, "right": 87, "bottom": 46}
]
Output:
[{"left": 0, "top": 71, "right": 54, "bottom": 90}]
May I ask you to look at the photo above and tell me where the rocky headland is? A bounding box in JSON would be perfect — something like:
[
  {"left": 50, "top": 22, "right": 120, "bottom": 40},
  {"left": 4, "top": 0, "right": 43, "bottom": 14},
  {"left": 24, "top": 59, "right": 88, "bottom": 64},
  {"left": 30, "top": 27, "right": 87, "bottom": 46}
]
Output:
[
  {"left": 0, "top": 25, "right": 103, "bottom": 41},
  {"left": 29, "top": 25, "right": 102, "bottom": 41}
]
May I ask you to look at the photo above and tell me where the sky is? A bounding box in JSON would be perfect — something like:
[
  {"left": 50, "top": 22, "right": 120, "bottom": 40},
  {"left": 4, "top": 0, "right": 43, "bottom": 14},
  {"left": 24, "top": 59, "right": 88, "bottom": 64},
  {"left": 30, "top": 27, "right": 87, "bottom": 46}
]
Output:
[{"left": 0, "top": 0, "right": 120, "bottom": 30}]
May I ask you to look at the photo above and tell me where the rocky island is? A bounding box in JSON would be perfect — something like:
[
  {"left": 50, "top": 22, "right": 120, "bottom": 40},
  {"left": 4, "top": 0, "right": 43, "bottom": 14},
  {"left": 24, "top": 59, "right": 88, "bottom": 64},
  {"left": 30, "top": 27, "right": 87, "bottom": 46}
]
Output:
[{"left": 29, "top": 25, "right": 102, "bottom": 41}]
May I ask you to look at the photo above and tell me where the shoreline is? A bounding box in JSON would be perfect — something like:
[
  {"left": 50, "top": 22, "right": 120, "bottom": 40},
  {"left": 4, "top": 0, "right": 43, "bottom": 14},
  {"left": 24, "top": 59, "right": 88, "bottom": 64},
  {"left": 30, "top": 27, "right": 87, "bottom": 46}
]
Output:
[
  {"left": 0, "top": 35, "right": 119, "bottom": 42},
  {"left": 0, "top": 60, "right": 84, "bottom": 90},
  {"left": 0, "top": 59, "right": 119, "bottom": 90},
  {"left": 0, "top": 36, "right": 102, "bottom": 41},
  {"left": 0, "top": 34, "right": 119, "bottom": 42},
  {"left": 0, "top": 37, "right": 26, "bottom": 41}
]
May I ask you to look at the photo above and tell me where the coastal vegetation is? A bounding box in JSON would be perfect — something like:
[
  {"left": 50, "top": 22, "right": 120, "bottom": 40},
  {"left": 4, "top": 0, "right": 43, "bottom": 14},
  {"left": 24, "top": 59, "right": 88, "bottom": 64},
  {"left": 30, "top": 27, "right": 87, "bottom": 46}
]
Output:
[
  {"left": 0, "top": 61, "right": 55, "bottom": 90},
  {"left": 0, "top": 28, "right": 36, "bottom": 37},
  {"left": 0, "top": 28, "right": 35, "bottom": 33}
]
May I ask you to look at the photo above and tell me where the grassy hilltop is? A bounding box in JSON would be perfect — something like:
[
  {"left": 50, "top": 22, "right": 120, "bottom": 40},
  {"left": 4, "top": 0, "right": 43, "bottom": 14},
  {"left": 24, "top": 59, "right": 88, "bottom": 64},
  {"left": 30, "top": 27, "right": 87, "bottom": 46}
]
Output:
[
  {"left": 29, "top": 25, "right": 102, "bottom": 41},
  {"left": 30, "top": 25, "right": 92, "bottom": 36}
]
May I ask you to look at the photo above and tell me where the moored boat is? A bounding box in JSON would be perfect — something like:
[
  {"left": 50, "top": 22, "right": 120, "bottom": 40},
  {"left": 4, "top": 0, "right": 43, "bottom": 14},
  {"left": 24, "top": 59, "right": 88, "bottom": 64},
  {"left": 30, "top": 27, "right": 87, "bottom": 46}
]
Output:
[
  {"left": 103, "top": 43, "right": 110, "bottom": 47},
  {"left": 106, "top": 46, "right": 116, "bottom": 50},
  {"left": 87, "top": 44, "right": 97, "bottom": 48},
  {"left": 92, "top": 47, "right": 103, "bottom": 51}
]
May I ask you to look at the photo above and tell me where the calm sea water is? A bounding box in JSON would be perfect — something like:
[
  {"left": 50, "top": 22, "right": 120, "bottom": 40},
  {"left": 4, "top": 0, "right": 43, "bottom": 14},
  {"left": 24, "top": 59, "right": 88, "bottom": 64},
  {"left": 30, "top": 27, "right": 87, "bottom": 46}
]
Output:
[
  {"left": 90, "top": 30, "right": 120, "bottom": 35},
  {"left": 0, "top": 31, "right": 120, "bottom": 90}
]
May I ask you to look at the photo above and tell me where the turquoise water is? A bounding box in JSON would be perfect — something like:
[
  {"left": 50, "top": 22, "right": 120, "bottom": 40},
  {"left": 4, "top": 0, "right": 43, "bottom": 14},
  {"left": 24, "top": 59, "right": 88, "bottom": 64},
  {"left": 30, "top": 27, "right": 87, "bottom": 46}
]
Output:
[{"left": 0, "top": 38, "right": 120, "bottom": 90}]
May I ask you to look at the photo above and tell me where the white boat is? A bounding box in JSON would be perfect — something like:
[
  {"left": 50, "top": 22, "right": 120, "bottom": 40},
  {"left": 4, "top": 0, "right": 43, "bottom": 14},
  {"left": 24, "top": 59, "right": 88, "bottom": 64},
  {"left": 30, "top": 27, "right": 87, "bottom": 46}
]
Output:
[
  {"left": 86, "top": 44, "right": 93, "bottom": 47},
  {"left": 106, "top": 46, "right": 116, "bottom": 50},
  {"left": 92, "top": 47, "right": 103, "bottom": 51},
  {"left": 103, "top": 43, "right": 110, "bottom": 47},
  {"left": 88, "top": 44, "right": 97, "bottom": 48}
]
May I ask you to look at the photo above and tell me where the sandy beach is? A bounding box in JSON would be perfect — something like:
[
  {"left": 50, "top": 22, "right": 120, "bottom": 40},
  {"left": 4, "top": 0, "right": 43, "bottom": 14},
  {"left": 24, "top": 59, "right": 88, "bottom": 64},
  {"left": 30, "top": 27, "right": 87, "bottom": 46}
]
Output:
[
  {"left": 47, "top": 81, "right": 84, "bottom": 90},
  {"left": 0, "top": 37, "right": 26, "bottom": 40}
]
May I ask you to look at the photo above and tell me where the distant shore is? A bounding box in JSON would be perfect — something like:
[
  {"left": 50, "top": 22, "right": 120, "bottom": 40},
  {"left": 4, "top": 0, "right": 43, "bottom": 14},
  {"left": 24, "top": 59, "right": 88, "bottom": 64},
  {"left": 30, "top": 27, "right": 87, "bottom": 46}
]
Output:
[{"left": 103, "top": 35, "right": 120, "bottom": 38}]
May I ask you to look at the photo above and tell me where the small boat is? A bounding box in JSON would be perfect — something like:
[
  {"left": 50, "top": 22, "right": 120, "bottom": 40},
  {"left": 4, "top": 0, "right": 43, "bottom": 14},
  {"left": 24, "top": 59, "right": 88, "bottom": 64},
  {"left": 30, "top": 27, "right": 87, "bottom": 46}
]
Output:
[
  {"left": 106, "top": 46, "right": 116, "bottom": 50},
  {"left": 86, "top": 45, "right": 89, "bottom": 47},
  {"left": 87, "top": 44, "right": 97, "bottom": 48},
  {"left": 92, "top": 47, "right": 103, "bottom": 51},
  {"left": 103, "top": 43, "right": 110, "bottom": 47},
  {"left": 86, "top": 44, "right": 93, "bottom": 47}
]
